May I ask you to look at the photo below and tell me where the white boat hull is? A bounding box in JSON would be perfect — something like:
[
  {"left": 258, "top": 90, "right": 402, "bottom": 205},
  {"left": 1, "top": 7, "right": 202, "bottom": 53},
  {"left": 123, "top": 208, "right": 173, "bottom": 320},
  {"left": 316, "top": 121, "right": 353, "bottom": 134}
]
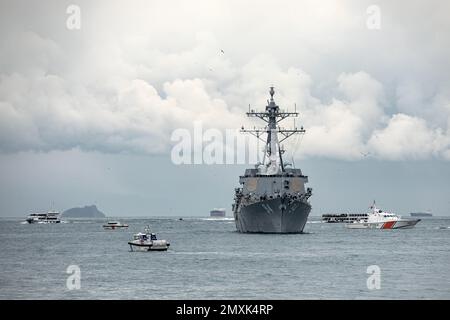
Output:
[
  {"left": 27, "top": 219, "right": 61, "bottom": 224},
  {"left": 103, "top": 225, "right": 128, "bottom": 230},
  {"left": 346, "top": 219, "right": 420, "bottom": 229},
  {"left": 128, "top": 240, "right": 170, "bottom": 251}
]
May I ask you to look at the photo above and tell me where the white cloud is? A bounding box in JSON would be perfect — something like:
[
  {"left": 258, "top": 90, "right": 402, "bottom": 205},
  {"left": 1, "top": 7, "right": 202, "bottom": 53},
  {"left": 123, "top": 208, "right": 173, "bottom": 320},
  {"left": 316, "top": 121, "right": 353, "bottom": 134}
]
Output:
[
  {"left": 1, "top": 1, "right": 450, "bottom": 160},
  {"left": 0, "top": 66, "right": 244, "bottom": 154},
  {"left": 368, "top": 114, "right": 450, "bottom": 160}
]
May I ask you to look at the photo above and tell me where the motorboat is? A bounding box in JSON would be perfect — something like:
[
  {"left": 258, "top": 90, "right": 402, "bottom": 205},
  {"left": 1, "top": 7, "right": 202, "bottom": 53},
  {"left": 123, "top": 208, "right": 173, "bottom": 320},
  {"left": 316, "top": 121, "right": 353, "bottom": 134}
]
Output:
[
  {"left": 103, "top": 221, "right": 129, "bottom": 229},
  {"left": 346, "top": 201, "right": 420, "bottom": 229},
  {"left": 128, "top": 226, "right": 170, "bottom": 251}
]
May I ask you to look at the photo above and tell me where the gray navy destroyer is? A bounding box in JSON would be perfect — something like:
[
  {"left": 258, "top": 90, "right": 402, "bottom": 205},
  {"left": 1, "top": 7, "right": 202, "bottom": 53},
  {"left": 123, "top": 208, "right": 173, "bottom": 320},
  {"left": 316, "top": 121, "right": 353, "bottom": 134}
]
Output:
[{"left": 232, "top": 87, "right": 312, "bottom": 233}]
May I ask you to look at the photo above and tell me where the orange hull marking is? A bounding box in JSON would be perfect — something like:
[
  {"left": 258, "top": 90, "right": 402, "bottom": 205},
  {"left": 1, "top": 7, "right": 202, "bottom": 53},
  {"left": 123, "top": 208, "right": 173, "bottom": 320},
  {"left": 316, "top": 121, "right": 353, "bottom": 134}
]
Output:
[{"left": 382, "top": 221, "right": 396, "bottom": 229}]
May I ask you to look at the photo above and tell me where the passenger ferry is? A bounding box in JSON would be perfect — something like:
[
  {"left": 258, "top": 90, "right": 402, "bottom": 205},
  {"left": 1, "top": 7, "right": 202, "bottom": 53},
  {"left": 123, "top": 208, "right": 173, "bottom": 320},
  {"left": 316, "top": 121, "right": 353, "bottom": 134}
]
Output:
[
  {"left": 322, "top": 213, "right": 368, "bottom": 223},
  {"left": 25, "top": 211, "right": 61, "bottom": 224}
]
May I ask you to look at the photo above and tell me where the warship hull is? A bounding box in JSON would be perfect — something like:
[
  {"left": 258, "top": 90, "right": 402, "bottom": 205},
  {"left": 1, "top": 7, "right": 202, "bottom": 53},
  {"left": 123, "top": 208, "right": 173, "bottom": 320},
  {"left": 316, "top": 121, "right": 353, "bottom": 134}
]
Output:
[{"left": 234, "top": 198, "right": 311, "bottom": 233}]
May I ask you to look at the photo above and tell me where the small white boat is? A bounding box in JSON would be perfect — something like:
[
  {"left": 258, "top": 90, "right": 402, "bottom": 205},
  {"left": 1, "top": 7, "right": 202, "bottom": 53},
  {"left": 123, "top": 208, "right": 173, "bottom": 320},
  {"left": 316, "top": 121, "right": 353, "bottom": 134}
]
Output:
[
  {"left": 103, "top": 221, "right": 129, "bottom": 229},
  {"left": 128, "top": 226, "right": 170, "bottom": 251},
  {"left": 346, "top": 201, "right": 420, "bottom": 229},
  {"left": 25, "top": 211, "right": 61, "bottom": 224}
]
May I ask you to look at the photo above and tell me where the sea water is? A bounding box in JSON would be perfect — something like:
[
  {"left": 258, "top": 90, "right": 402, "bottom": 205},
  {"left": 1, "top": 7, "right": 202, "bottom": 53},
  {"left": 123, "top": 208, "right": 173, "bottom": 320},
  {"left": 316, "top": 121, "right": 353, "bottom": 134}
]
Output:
[{"left": 0, "top": 216, "right": 449, "bottom": 299}]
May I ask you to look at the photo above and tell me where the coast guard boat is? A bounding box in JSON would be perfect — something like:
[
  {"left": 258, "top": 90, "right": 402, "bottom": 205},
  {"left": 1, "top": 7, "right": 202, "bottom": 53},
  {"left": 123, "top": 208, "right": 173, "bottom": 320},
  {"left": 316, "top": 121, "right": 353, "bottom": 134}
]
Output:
[
  {"left": 345, "top": 202, "right": 420, "bottom": 229},
  {"left": 128, "top": 226, "right": 170, "bottom": 251}
]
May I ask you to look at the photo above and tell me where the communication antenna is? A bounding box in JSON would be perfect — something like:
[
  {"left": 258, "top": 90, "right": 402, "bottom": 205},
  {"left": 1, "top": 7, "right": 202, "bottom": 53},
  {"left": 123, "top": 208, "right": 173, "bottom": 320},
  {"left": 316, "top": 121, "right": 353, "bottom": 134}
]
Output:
[{"left": 240, "top": 87, "right": 305, "bottom": 172}]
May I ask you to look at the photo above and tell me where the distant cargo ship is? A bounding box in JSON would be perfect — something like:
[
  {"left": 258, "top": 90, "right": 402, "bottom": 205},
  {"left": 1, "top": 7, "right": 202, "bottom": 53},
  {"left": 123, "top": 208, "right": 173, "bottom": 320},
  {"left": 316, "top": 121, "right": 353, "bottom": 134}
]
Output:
[
  {"left": 210, "top": 208, "right": 226, "bottom": 217},
  {"left": 410, "top": 212, "right": 432, "bottom": 217}
]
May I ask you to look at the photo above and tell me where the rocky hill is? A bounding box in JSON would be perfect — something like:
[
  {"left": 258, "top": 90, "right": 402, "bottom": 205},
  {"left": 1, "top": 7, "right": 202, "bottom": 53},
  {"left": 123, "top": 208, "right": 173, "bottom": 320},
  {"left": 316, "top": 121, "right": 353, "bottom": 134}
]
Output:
[{"left": 62, "top": 205, "right": 106, "bottom": 218}]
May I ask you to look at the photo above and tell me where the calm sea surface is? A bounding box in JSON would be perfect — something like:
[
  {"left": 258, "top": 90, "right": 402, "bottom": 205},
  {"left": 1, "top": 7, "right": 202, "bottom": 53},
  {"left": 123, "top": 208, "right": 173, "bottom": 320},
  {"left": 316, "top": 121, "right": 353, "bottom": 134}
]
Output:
[{"left": 0, "top": 216, "right": 449, "bottom": 299}]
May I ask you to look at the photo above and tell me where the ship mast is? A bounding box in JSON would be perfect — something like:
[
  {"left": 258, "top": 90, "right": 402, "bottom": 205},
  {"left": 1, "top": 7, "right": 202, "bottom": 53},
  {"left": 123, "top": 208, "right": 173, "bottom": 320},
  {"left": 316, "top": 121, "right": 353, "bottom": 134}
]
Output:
[{"left": 241, "top": 87, "right": 305, "bottom": 174}]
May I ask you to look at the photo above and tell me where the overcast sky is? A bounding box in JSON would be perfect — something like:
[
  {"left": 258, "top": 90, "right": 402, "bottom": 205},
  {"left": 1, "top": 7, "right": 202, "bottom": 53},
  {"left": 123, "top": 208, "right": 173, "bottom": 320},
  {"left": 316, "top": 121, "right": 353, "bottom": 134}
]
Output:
[{"left": 1, "top": 0, "right": 449, "bottom": 216}]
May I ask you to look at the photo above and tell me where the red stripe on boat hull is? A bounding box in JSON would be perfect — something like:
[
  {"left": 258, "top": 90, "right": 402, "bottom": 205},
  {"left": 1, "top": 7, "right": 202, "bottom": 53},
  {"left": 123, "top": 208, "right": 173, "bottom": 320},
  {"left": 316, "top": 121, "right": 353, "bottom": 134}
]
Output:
[{"left": 382, "top": 221, "right": 396, "bottom": 229}]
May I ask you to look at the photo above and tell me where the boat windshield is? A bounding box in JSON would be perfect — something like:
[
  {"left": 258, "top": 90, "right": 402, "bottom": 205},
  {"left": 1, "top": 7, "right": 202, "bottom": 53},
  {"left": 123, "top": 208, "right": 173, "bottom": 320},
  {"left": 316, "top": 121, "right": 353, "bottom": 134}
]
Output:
[{"left": 134, "top": 234, "right": 148, "bottom": 241}]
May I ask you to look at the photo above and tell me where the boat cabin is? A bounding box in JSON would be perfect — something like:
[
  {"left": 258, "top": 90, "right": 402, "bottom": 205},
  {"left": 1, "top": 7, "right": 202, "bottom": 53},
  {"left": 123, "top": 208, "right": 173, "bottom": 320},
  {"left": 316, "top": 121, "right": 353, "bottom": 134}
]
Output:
[{"left": 133, "top": 233, "right": 157, "bottom": 241}]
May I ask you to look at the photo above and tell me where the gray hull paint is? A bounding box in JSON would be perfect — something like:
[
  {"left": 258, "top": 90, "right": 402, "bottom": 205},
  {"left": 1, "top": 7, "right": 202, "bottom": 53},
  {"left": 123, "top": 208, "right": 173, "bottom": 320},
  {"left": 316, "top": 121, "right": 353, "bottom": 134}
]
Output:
[{"left": 234, "top": 198, "right": 311, "bottom": 233}]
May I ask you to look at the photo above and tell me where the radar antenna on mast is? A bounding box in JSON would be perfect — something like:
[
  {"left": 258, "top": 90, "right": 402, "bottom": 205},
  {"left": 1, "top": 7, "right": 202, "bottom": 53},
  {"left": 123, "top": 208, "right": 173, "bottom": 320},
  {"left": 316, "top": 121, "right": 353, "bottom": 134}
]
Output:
[{"left": 240, "top": 87, "right": 306, "bottom": 174}]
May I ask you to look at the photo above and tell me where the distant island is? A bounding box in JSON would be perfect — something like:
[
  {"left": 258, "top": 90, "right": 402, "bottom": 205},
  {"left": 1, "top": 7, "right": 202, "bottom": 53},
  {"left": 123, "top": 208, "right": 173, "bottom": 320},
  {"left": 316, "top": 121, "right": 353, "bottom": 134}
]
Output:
[{"left": 62, "top": 205, "right": 106, "bottom": 218}]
